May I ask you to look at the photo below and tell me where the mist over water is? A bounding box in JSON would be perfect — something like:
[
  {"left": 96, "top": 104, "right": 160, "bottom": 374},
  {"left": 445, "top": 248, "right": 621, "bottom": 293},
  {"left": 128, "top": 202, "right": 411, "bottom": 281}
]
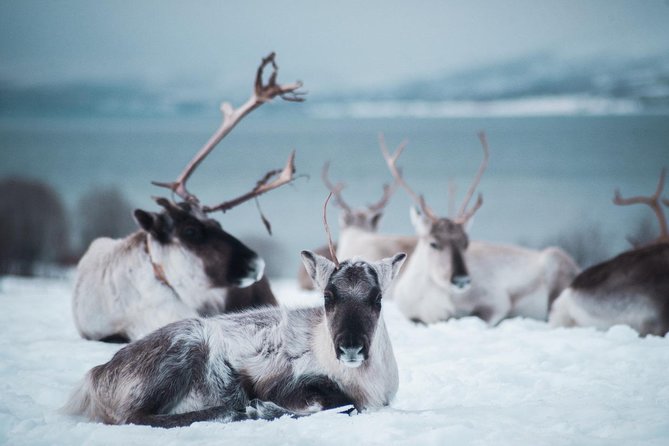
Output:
[{"left": 1, "top": 114, "right": 667, "bottom": 277}]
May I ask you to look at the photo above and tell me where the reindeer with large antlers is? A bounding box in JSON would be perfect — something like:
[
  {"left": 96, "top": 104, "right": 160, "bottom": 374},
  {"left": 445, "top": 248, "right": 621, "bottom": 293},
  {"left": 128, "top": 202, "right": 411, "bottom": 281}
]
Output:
[
  {"left": 384, "top": 133, "right": 579, "bottom": 325},
  {"left": 73, "top": 53, "right": 304, "bottom": 342},
  {"left": 549, "top": 168, "right": 669, "bottom": 336}
]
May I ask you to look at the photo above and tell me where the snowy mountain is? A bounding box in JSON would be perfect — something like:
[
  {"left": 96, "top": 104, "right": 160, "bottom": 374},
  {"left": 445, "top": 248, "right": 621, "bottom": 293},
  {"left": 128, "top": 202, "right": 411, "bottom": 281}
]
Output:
[
  {"left": 2, "top": 54, "right": 668, "bottom": 118},
  {"left": 312, "top": 53, "right": 669, "bottom": 118}
]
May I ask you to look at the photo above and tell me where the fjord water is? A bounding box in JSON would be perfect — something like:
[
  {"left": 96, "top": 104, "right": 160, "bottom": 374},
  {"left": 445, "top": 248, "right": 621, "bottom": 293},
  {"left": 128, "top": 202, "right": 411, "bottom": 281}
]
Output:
[{"left": 1, "top": 115, "right": 667, "bottom": 277}]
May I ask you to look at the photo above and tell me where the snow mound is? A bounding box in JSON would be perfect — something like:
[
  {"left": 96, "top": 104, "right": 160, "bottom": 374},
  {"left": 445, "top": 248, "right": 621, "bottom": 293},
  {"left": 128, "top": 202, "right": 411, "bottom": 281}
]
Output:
[{"left": 1, "top": 276, "right": 668, "bottom": 445}]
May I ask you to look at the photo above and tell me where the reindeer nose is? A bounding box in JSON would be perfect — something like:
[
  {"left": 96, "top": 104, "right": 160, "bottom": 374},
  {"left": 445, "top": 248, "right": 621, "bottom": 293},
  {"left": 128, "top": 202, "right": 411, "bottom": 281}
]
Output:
[
  {"left": 237, "top": 256, "right": 265, "bottom": 288},
  {"left": 338, "top": 345, "right": 364, "bottom": 368},
  {"left": 250, "top": 256, "right": 265, "bottom": 281},
  {"left": 451, "top": 275, "right": 471, "bottom": 289},
  {"left": 339, "top": 345, "right": 363, "bottom": 357}
]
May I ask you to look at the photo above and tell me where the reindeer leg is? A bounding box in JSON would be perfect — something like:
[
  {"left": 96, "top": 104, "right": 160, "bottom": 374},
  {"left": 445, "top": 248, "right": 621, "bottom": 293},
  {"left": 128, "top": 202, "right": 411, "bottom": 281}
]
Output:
[
  {"left": 128, "top": 400, "right": 301, "bottom": 428},
  {"left": 128, "top": 406, "right": 246, "bottom": 428}
]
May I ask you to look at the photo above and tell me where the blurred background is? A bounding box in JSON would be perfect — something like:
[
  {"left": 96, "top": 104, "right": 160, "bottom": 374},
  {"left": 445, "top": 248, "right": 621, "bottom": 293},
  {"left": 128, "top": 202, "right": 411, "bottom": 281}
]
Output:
[{"left": 1, "top": 0, "right": 668, "bottom": 277}]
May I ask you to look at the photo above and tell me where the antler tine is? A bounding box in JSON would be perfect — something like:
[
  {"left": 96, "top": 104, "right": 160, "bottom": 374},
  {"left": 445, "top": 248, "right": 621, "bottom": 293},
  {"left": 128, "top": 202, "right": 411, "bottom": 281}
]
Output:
[
  {"left": 613, "top": 167, "right": 669, "bottom": 241},
  {"left": 255, "top": 52, "right": 306, "bottom": 103},
  {"left": 203, "top": 150, "right": 297, "bottom": 214},
  {"left": 323, "top": 192, "right": 340, "bottom": 270},
  {"left": 152, "top": 52, "right": 305, "bottom": 203},
  {"left": 455, "top": 193, "right": 483, "bottom": 224},
  {"left": 321, "top": 162, "right": 353, "bottom": 213},
  {"left": 379, "top": 133, "right": 438, "bottom": 221},
  {"left": 456, "top": 131, "right": 489, "bottom": 219},
  {"left": 367, "top": 181, "right": 398, "bottom": 213}
]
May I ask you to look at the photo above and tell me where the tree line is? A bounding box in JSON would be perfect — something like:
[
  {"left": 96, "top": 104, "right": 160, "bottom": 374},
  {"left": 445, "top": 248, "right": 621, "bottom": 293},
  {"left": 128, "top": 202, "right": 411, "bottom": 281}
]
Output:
[{"left": 0, "top": 177, "right": 136, "bottom": 276}]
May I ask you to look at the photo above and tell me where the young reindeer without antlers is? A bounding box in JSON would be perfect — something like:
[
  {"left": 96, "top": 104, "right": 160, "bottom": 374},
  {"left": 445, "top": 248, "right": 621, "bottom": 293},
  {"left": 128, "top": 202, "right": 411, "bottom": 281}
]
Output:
[
  {"left": 73, "top": 53, "right": 304, "bottom": 343},
  {"left": 297, "top": 141, "right": 418, "bottom": 290},
  {"left": 383, "top": 133, "right": 579, "bottom": 325},
  {"left": 66, "top": 193, "right": 407, "bottom": 428},
  {"left": 549, "top": 168, "right": 669, "bottom": 336}
]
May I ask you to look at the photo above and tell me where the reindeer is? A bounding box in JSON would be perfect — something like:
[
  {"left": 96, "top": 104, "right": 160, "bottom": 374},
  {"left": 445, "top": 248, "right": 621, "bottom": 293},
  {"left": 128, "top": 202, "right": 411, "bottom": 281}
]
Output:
[
  {"left": 73, "top": 53, "right": 304, "bottom": 342},
  {"left": 384, "top": 133, "right": 579, "bottom": 325},
  {"left": 66, "top": 193, "right": 407, "bottom": 428},
  {"left": 549, "top": 169, "right": 669, "bottom": 336},
  {"left": 297, "top": 138, "right": 417, "bottom": 290}
]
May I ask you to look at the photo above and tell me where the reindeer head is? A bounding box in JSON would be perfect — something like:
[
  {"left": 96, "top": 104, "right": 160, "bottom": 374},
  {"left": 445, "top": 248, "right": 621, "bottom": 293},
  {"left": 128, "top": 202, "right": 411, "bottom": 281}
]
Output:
[
  {"left": 134, "top": 198, "right": 264, "bottom": 288},
  {"left": 321, "top": 162, "right": 396, "bottom": 233},
  {"left": 381, "top": 132, "right": 489, "bottom": 295},
  {"left": 301, "top": 251, "right": 406, "bottom": 368},
  {"left": 136, "top": 53, "right": 303, "bottom": 290},
  {"left": 410, "top": 207, "right": 472, "bottom": 292}
]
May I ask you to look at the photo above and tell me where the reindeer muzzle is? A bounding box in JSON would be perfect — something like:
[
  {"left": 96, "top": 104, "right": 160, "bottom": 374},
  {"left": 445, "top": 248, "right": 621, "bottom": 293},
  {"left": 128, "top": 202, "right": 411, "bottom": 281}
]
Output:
[
  {"left": 450, "top": 274, "right": 472, "bottom": 292},
  {"left": 338, "top": 345, "right": 365, "bottom": 368}
]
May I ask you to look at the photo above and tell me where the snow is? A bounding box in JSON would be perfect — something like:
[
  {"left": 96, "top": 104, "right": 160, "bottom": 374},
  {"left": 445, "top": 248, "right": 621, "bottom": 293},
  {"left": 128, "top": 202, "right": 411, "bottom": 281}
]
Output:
[{"left": 1, "top": 275, "right": 668, "bottom": 446}]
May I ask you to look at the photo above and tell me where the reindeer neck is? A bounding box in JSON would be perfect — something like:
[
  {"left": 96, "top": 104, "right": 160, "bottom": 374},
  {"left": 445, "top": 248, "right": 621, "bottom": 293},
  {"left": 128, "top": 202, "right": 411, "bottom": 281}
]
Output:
[{"left": 142, "top": 233, "right": 177, "bottom": 293}]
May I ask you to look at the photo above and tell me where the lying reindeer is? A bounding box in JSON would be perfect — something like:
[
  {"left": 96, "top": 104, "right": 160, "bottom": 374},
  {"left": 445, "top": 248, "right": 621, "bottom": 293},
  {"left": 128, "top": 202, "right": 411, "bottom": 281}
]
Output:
[
  {"left": 549, "top": 168, "right": 669, "bottom": 336},
  {"left": 297, "top": 140, "right": 417, "bottom": 291},
  {"left": 384, "top": 133, "right": 579, "bottom": 325},
  {"left": 73, "top": 53, "right": 304, "bottom": 342},
  {"left": 66, "top": 194, "right": 407, "bottom": 428}
]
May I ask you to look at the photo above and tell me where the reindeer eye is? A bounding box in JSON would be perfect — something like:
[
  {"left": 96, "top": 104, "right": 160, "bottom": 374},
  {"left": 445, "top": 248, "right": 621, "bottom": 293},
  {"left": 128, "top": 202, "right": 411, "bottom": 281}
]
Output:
[
  {"left": 181, "top": 225, "right": 203, "bottom": 242},
  {"left": 429, "top": 241, "right": 441, "bottom": 250}
]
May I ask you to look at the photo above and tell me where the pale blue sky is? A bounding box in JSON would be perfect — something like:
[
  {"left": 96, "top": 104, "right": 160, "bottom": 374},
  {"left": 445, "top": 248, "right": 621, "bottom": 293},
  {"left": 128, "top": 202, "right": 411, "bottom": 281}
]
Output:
[{"left": 1, "top": 0, "right": 669, "bottom": 91}]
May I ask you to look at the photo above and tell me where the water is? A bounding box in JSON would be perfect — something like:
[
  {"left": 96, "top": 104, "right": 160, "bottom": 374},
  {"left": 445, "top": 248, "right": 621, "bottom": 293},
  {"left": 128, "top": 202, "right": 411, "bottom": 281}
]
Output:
[{"left": 1, "top": 115, "right": 668, "bottom": 277}]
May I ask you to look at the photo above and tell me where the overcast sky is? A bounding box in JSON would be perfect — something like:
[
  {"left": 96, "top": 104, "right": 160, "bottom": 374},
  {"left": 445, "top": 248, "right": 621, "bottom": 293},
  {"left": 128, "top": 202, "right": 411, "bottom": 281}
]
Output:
[{"left": 2, "top": 0, "right": 669, "bottom": 91}]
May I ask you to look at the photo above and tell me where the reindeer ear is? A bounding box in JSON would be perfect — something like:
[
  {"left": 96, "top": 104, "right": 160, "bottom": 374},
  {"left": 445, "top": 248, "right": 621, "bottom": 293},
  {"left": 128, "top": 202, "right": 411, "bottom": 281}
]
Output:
[
  {"left": 134, "top": 209, "right": 171, "bottom": 242},
  {"left": 374, "top": 252, "right": 407, "bottom": 293},
  {"left": 370, "top": 211, "right": 383, "bottom": 230},
  {"left": 410, "top": 207, "right": 431, "bottom": 236},
  {"left": 301, "top": 250, "right": 336, "bottom": 291},
  {"left": 134, "top": 209, "right": 155, "bottom": 232}
]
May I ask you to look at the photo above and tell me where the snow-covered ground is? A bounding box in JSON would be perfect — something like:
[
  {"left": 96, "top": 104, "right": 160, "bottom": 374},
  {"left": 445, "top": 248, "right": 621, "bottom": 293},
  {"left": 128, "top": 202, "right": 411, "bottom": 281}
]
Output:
[{"left": 1, "top": 275, "right": 668, "bottom": 446}]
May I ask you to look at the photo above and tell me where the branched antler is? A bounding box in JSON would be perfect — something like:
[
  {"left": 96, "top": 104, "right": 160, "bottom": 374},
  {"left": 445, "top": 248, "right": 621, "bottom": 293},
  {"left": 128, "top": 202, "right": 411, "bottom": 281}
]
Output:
[
  {"left": 454, "top": 131, "right": 488, "bottom": 224},
  {"left": 613, "top": 167, "right": 669, "bottom": 243},
  {"left": 152, "top": 52, "right": 305, "bottom": 203},
  {"left": 379, "top": 133, "right": 438, "bottom": 221},
  {"left": 321, "top": 162, "right": 353, "bottom": 213},
  {"left": 323, "top": 160, "right": 397, "bottom": 215},
  {"left": 203, "top": 150, "right": 297, "bottom": 213},
  {"left": 367, "top": 181, "right": 398, "bottom": 213}
]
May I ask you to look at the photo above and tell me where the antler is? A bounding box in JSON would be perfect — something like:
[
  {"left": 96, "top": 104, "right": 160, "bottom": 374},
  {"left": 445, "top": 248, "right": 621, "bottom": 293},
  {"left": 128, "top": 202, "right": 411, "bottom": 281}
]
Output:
[
  {"left": 454, "top": 131, "right": 488, "bottom": 224},
  {"left": 321, "top": 162, "right": 353, "bottom": 213},
  {"left": 367, "top": 181, "right": 398, "bottom": 213},
  {"left": 203, "top": 150, "right": 297, "bottom": 213},
  {"left": 152, "top": 52, "right": 305, "bottom": 203},
  {"left": 613, "top": 167, "right": 669, "bottom": 242},
  {"left": 323, "top": 192, "right": 340, "bottom": 269},
  {"left": 379, "top": 133, "right": 438, "bottom": 221}
]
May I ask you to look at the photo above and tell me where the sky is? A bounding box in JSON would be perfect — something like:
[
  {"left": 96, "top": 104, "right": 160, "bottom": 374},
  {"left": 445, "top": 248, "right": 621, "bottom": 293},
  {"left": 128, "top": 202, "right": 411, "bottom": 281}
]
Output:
[{"left": 1, "top": 0, "right": 669, "bottom": 92}]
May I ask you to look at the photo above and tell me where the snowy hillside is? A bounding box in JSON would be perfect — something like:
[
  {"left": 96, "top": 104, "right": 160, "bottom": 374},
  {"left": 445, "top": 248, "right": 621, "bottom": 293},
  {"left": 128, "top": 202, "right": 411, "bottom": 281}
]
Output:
[{"left": 1, "top": 275, "right": 668, "bottom": 445}]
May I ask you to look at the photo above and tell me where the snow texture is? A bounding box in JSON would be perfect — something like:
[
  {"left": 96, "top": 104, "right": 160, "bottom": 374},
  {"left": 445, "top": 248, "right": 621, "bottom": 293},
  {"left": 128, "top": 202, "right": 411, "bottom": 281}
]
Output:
[{"left": 1, "top": 275, "right": 668, "bottom": 446}]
